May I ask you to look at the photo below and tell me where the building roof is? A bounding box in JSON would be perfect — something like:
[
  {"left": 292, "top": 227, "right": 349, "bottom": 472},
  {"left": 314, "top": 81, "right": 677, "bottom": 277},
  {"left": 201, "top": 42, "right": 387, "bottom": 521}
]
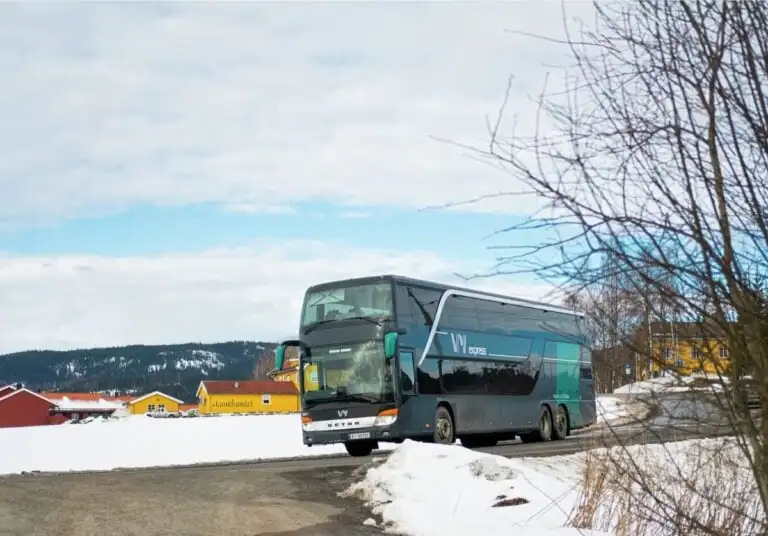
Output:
[
  {"left": 127, "top": 390, "right": 184, "bottom": 405},
  {"left": 649, "top": 321, "right": 729, "bottom": 340},
  {"left": 41, "top": 392, "right": 135, "bottom": 403},
  {"left": 199, "top": 380, "right": 298, "bottom": 396},
  {"left": 0, "top": 385, "right": 16, "bottom": 398},
  {"left": 0, "top": 387, "right": 56, "bottom": 406},
  {"left": 53, "top": 398, "right": 125, "bottom": 411}
]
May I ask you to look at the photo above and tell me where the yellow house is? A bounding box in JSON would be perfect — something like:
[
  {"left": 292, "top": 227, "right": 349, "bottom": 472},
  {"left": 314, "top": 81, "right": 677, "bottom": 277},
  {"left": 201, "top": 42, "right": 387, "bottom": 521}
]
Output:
[
  {"left": 126, "top": 391, "right": 184, "bottom": 415},
  {"left": 196, "top": 380, "right": 299, "bottom": 415},
  {"left": 649, "top": 321, "right": 731, "bottom": 376}
]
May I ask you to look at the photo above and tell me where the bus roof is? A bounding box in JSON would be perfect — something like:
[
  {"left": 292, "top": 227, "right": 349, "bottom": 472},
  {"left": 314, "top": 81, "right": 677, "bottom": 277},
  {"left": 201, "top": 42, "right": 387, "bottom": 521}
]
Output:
[{"left": 305, "top": 274, "right": 583, "bottom": 318}]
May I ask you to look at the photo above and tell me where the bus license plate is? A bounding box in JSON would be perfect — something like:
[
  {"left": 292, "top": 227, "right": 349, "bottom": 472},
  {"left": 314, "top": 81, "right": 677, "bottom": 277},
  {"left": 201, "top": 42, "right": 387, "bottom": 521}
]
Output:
[{"left": 348, "top": 432, "right": 371, "bottom": 440}]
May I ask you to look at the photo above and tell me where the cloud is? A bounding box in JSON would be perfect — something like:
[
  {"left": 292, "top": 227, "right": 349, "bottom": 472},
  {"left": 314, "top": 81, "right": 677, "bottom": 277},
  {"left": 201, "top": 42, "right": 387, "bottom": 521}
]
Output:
[
  {"left": 223, "top": 203, "right": 297, "bottom": 215},
  {"left": 0, "top": 2, "right": 595, "bottom": 229},
  {"left": 0, "top": 241, "right": 563, "bottom": 354}
]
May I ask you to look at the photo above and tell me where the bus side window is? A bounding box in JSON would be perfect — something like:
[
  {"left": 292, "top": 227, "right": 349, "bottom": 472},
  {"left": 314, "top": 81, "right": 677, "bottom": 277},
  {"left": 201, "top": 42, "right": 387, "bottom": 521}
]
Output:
[
  {"left": 399, "top": 351, "right": 416, "bottom": 394},
  {"left": 407, "top": 287, "right": 442, "bottom": 326}
]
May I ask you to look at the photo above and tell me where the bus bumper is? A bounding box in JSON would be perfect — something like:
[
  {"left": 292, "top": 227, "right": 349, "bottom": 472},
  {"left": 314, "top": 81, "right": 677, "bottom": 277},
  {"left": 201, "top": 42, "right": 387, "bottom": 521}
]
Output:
[{"left": 302, "top": 424, "right": 399, "bottom": 446}]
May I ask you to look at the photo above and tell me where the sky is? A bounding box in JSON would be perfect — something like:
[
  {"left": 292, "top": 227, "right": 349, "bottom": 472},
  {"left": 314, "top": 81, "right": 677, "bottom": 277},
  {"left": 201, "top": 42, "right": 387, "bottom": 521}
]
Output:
[{"left": 0, "top": 1, "right": 594, "bottom": 354}]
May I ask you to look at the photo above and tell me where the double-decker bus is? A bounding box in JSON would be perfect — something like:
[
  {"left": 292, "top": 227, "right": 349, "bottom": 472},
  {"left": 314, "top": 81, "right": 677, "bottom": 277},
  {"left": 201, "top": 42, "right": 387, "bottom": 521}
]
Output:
[{"left": 275, "top": 274, "right": 596, "bottom": 457}]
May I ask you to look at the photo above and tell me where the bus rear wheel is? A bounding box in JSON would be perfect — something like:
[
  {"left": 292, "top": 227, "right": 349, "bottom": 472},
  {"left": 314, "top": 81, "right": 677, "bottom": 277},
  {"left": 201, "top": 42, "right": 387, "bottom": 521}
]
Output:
[
  {"left": 520, "top": 405, "right": 553, "bottom": 443},
  {"left": 552, "top": 405, "right": 569, "bottom": 440},
  {"left": 344, "top": 440, "right": 377, "bottom": 457}
]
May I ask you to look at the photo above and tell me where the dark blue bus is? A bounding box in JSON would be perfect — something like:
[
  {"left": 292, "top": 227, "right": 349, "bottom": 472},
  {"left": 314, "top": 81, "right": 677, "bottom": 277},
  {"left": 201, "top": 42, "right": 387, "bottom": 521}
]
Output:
[{"left": 275, "top": 274, "right": 596, "bottom": 457}]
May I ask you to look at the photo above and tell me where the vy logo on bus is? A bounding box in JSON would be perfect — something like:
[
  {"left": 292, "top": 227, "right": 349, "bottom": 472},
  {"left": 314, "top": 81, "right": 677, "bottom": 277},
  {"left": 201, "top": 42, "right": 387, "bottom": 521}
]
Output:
[{"left": 449, "top": 332, "right": 488, "bottom": 356}]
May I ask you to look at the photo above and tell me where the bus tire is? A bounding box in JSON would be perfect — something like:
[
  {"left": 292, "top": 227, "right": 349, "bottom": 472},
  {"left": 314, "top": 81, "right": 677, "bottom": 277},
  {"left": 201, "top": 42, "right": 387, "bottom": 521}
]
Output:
[
  {"left": 520, "top": 405, "right": 553, "bottom": 443},
  {"left": 344, "top": 440, "right": 376, "bottom": 457},
  {"left": 552, "top": 405, "right": 568, "bottom": 441},
  {"left": 538, "top": 405, "right": 554, "bottom": 441},
  {"left": 433, "top": 405, "right": 455, "bottom": 444}
]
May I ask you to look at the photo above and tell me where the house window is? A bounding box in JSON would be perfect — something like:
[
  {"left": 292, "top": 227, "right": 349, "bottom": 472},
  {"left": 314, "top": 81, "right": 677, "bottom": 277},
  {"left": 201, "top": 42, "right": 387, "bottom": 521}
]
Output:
[
  {"left": 157, "top": 404, "right": 166, "bottom": 413},
  {"left": 692, "top": 346, "right": 701, "bottom": 360},
  {"left": 663, "top": 347, "right": 674, "bottom": 361},
  {"left": 148, "top": 404, "right": 156, "bottom": 412},
  {"left": 720, "top": 345, "right": 729, "bottom": 358},
  {"left": 262, "top": 394, "right": 271, "bottom": 405}
]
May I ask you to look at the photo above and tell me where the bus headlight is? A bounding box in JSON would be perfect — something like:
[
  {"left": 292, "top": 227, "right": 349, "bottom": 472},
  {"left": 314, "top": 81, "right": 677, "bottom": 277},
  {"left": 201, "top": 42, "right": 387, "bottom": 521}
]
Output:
[
  {"left": 373, "top": 408, "right": 398, "bottom": 427},
  {"left": 301, "top": 413, "right": 312, "bottom": 430}
]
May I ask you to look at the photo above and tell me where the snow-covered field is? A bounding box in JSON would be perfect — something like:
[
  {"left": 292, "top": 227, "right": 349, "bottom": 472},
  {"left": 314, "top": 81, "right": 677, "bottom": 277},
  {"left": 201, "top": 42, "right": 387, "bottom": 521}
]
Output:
[
  {"left": 0, "top": 413, "right": 397, "bottom": 475},
  {"left": 346, "top": 437, "right": 761, "bottom": 536},
  {"left": 1, "top": 394, "right": 641, "bottom": 476}
]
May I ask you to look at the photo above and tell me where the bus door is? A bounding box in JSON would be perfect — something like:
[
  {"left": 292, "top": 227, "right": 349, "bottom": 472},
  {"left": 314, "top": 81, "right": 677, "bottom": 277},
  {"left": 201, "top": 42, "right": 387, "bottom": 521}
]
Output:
[
  {"left": 397, "top": 349, "right": 417, "bottom": 400},
  {"left": 393, "top": 348, "right": 418, "bottom": 435}
]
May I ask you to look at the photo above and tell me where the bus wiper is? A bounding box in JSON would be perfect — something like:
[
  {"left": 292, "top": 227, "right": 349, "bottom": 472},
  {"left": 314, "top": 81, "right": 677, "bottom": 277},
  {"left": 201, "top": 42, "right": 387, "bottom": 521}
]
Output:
[
  {"left": 345, "top": 315, "right": 383, "bottom": 327},
  {"left": 336, "top": 393, "right": 380, "bottom": 403},
  {"left": 302, "top": 319, "right": 336, "bottom": 335}
]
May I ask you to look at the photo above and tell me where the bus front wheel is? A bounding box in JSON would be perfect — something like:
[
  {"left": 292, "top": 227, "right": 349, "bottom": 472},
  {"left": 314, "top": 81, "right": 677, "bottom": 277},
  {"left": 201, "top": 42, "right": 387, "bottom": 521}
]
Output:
[
  {"left": 433, "top": 405, "right": 455, "bottom": 444},
  {"left": 344, "top": 440, "right": 377, "bottom": 457}
]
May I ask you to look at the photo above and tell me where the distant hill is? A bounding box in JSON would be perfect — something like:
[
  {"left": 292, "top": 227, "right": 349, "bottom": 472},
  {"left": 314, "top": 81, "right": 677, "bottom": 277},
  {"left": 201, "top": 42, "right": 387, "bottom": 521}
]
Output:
[{"left": 0, "top": 341, "right": 277, "bottom": 403}]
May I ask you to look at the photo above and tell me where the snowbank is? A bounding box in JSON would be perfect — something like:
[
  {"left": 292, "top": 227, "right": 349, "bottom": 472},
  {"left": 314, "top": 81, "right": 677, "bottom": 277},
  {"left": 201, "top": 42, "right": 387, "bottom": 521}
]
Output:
[
  {"left": 347, "top": 438, "right": 761, "bottom": 536},
  {"left": 0, "top": 413, "right": 396, "bottom": 475},
  {"left": 596, "top": 395, "right": 650, "bottom": 425},
  {"left": 613, "top": 373, "right": 727, "bottom": 395},
  {"left": 345, "top": 440, "right": 608, "bottom": 536}
]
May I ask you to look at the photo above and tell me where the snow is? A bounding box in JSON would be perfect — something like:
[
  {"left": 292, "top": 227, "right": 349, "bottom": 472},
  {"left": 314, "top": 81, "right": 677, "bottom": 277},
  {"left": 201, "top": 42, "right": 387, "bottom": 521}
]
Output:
[
  {"left": 596, "top": 395, "right": 649, "bottom": 425},
  {"left": 146, "top": 362, "right": 166, "bottom": 373},
  {"left": 344, "top": 440, "right": 609, "bottom": 536},
  {"left": 346, "top": 437, "right": 761, "bottom": 536},
  {"left": 174, "top": 350, "right": 225, "bottom": 370},
  {"left": 47, "top": 396, "right": 125, "bottom": 411},
  {"left": 0, "top": 394, "right": 641, "bottom": 476},
  {"left": 0, "top": 413, "right": 396, "bottom": 475},
  {"left": 612, "top": 373, "right": 727, "bottom": 395}
]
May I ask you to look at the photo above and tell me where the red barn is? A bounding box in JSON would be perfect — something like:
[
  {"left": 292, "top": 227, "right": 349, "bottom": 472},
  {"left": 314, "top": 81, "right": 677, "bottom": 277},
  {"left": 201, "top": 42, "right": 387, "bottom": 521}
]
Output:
[{"left": 0, "top": 388, "right": 61, "bottom": 428}]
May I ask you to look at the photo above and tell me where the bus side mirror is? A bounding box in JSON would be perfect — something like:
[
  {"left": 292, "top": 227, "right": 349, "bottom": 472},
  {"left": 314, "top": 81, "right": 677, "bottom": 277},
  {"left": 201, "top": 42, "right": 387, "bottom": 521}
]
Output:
[
  {"left": 384, "top": 332, "right": 398, "bottom": 360},
  {"left": 275, "top": 345, "right": 285, "bottom": 371}
]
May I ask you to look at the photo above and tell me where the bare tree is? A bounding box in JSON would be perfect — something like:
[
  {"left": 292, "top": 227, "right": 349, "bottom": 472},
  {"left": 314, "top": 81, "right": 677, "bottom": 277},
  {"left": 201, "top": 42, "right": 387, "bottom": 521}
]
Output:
[
  {"left": 253, "top": 349, "right": 277, "bottom": 380},
  {"left": 462, "top": 0, "right": 768, "bottom": 533},
  {"left": 565, "top": 252, "right": 646, "bottom": 392},
  {"left": 253, "top": 346, "right": 299, "bottom": 381}
]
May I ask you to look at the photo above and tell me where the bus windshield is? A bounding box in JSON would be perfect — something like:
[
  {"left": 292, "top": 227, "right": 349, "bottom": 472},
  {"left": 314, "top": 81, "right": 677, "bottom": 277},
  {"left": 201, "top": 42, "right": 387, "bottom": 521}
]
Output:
[
  {"left": 301, "top": 282, "right": 393, "bottom": 329},
  {"left": 301, "top": 341, "right": 395, "bottom": 405}
]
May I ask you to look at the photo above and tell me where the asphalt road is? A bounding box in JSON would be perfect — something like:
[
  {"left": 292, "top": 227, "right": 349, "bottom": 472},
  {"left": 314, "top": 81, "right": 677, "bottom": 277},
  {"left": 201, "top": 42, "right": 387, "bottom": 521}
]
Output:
[{"left": 0, "top": 418, "right": 737, "bottom": 536}]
